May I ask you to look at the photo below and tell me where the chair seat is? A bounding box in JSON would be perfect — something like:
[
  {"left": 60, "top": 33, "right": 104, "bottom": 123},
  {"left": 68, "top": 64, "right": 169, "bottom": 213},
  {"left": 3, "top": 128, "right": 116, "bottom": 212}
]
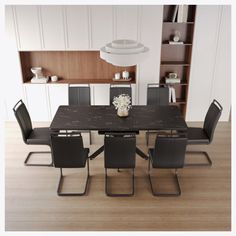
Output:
[
  {"left": 27, "top": 127, "right": 51, "bottom": 145},
  {"left": 187, "top": 127, "right": 210, "bottom": 145}
]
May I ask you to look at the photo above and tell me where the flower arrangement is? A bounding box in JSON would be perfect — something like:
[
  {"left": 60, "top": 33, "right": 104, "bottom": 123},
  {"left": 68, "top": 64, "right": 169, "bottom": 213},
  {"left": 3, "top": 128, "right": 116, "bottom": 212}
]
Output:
[{"left": 112, "top": 94, "right": 131, "bottom": 117}]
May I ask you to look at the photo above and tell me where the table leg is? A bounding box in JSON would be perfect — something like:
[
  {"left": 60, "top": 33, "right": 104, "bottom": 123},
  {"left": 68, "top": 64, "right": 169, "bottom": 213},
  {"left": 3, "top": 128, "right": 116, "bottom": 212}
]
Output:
[
  {"left": 136, "top": 147, "right": 148, "bottom": 160},
  {"left": 89, "top": 145, "right": 148, "bottom": 161},
  {"left": 89, "top": 145, "right": 104, "bottom": 160}
]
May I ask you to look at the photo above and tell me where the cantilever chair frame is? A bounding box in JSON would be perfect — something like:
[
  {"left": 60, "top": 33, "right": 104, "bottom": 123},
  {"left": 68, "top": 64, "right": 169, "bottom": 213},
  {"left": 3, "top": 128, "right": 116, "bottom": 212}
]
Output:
[
  {"left": 146, "top": 83, "right": 169, "bottom": 146},
  {"left": 148, "top": 134, "right": 187, "bottom": 197},
  {"left": 104, "top": 132, "right": 136, "bottom": 197},
  {"left": 13, "top": 100, "right": 52, "bottom": 167},
  {"left": 185, "top": 99, "right": 223, "bottom": 167},
  {"left": 51, "top": 131, "right": 90, "bottom": 196}
]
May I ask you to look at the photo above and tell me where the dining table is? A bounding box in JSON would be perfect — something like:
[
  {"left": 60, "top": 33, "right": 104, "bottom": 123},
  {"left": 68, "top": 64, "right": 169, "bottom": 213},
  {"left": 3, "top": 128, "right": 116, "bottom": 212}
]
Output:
[{"left": 50, "top": 105, "right": 187, "bottom": 160}]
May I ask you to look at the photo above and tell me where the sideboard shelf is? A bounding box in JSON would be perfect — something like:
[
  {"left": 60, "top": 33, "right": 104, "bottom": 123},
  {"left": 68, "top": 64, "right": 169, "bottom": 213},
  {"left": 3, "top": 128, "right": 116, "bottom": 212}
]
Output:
[{"left": 23, "top": 78, "right": 136, "bottom": 84}]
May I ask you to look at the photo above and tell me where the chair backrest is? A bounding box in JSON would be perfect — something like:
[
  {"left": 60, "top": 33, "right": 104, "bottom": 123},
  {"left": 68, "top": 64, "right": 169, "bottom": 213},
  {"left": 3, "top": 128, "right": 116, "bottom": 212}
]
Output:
[
  {"left": 104, "top": 134, "right": 136, "bottom": 169},
  {"left": 152, "top": 135, "right": 187, "bottom": 169},
  {"left": 110, "top": 85, "right": 132, "bottom": 105},
  {"left": 69, "top": 86, "right": 90, "bottom": 105},
  {"left": 203, "top": 99, "right": 223, "bottom": 143},
  {"left": 51, "top": 132, "right": 88, "bottom": 168},
  {"left": 147, "top": 84, "right": 169, "bottom": 105},
  {"left": 13, "top": 100, "right": 33, "bottom": 143}
]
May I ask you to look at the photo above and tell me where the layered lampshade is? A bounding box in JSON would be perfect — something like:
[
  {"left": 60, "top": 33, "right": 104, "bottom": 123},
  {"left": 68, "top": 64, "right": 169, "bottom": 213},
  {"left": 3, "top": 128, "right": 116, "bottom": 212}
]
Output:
[{"left": 100, "top": 39, "right": 149, "bottom": 66}]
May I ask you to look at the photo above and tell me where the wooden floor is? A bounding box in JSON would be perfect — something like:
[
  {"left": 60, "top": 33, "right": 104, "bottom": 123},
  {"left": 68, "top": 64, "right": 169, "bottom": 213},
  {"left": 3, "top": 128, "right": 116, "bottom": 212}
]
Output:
[{"left": 5, "top": 122, "right": 231, "bottom": 231}]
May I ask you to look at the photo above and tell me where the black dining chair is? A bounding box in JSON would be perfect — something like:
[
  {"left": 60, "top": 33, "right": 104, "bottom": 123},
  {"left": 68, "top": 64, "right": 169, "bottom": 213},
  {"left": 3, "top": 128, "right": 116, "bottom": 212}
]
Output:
[
  {"left": 148, "top": 134, "right": 187, "bottom": 196},
  {"left": 68, "top": 85, "right": 92, "bottom": 144},
  {"left": 104, "top": 133, "right": 136, "bottom": 197},
  {"left": 146, "top": 84, "right": 169, "bottom": 146},
  {"left": 13, "top": 100, "right": 52, "bottom": 166},
  {"left": 185, "top": 99, "right": 223, "bottom": 167},
  {"left": 110, "top": 84, "right": 132, "bottom": 105},
  {"left": 51, "top": 131, "right": 90, "bottom": 196}
]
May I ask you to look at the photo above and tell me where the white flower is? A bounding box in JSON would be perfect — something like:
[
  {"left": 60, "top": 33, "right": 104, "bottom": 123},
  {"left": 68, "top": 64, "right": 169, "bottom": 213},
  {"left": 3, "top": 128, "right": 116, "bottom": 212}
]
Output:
[{"left": 112, "top": 94, "right": 132, "bottom": 111}]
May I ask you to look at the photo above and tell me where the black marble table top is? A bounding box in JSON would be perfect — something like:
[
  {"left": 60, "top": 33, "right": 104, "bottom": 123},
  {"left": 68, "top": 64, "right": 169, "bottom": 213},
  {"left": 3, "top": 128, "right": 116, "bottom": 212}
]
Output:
[{"left": 50, "top": 105, "right": 187, "bottom": 132}]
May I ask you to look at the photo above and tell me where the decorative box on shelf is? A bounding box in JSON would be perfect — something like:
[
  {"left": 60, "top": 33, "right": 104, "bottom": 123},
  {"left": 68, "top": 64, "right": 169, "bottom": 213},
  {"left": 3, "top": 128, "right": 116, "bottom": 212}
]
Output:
[
  {"left": 31, "top": 77, "right": 49, "bottom": 84},
  {"left": 165, "top": 77, "right": 181, "bottom": 84},
  {"left": 169, "top": 41, "right": 184, "bottom": 45}
]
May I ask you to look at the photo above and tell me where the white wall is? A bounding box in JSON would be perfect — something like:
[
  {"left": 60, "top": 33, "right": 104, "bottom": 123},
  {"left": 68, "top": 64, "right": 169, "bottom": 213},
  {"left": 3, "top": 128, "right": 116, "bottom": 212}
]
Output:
[{"left": 186, "top": 5, "right": 231, "bottom": 121}]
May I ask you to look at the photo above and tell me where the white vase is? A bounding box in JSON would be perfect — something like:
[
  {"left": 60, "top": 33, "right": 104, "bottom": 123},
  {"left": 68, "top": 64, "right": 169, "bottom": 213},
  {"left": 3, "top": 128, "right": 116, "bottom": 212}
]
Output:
[{"left": 117, "top": 107, "right": 129, "bottom": 117}]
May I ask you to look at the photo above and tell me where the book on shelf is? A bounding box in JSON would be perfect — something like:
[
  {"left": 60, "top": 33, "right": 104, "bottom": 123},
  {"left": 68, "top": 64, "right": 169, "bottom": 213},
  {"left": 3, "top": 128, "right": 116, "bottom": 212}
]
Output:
[
  {"left": 177, "top": 5, "right": 189, "bottom": 23},
  {"left": 165, "top": 77, "right": 181, "bottom": 84},
  {"left": 169, "top": 41, "right": 184, "bottom": 45},
  {"left": 172, "top": 5, "right": 179, "bottom": 22}
]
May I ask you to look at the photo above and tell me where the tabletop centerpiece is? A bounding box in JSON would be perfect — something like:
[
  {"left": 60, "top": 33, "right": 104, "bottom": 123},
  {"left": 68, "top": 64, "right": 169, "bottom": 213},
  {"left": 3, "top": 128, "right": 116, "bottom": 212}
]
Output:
[{"left": 112, "top": 94, "right": 131, "bottom": 117}]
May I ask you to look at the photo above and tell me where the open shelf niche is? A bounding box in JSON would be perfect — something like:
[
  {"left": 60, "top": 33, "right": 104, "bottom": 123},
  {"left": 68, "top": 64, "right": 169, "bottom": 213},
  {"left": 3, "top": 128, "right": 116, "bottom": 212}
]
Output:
[{"left": 19, "top": 51, "right": 136, "bottom": 84}]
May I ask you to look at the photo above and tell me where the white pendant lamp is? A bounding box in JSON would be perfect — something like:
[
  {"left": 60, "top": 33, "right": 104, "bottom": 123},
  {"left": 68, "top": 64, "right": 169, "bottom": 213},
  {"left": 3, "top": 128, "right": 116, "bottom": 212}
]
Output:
[{"left": 100, "top": 39, "right": 149, "bottom": 66}]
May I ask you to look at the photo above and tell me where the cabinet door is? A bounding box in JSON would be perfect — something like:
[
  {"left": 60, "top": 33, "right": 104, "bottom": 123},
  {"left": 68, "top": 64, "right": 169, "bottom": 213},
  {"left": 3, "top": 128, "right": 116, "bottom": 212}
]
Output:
[
  {"left": 47, "top": 84, "right": 68, "bottom": 120},
  {"left": 138, "top": 6, "right": 163, "bottom": 105},
  {"left": 115, "top": 6, "right": 138, "bottom": 40},
  {"left": 40, "top": 6, "right": 65, "bottom": 50},
  {"left": 91, "top": 84, "right": 110, "bottom": 105},
  {"left": 131, "top": 84, "right": 136, "bottom": 105},
  {"left": 90, "top": 6, "right": 113, "bottom": 49},
  {"left": 14, "top": 6, "right": 42, "bottom": 50},
  {"left": 65, "top": 6, "right": 89, "bottom": 50},
  {"left": 5, "top": 6, "right": 18, "bottom": 48},
  {"left": 23, "top": 84, "right": 50, "bottom": 121}
]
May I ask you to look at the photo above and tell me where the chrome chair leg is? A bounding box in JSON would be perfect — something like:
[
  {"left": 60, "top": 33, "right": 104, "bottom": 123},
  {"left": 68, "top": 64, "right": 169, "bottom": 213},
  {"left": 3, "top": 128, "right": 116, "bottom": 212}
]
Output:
[
  {"left": 148, "top": 159, "right": 181, "bottom": 197},
  {"left": 24, "top": 151, "right": 53, "bottom": 167},
  {"left": 105, "top": 168, "right": 134, "bottom": 197},
  {"left": 57, "top": 159, "right": 90, "bottom": 196},
  {"left": 185, "top": 150, "right": 212, "bottom": 167}
]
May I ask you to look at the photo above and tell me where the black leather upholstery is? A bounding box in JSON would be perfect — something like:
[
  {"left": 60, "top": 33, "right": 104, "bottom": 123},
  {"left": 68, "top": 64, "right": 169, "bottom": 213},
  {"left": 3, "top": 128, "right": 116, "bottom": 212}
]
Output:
[
  {"left": 51, "top": 134, "right": 89, "bottom": 168},
  {"left": 13, "top": 101, "right": 33, "bottom": 143},
  {"left": 27, "top": 128, "right": 51, "bottom": 145},
  {"left": 149, "top": 136, "right": 187, "bottom": 169},
  {"left": 187, "top": 100, "right": 222, "bottom": 144},
  {"left": 104, "top": 135, "right": 136, "bottom": 168},
  {"left": 110, "top": 86, "right": 132, "bottom": 105},
  {"left": 187, "top": 127, "right": 210, "bottom": 144},
  {"left": 203, "top": 101, "right": 222, "bottom": 143},
  {"left": 147, "top": 86, "right": 169, "bottom": 106},
  {"left": 69, "top": 86, "right": 90, "bottom": 106},
  {"left": 68, "top": 86, "right": 92, "bottom": 144}
]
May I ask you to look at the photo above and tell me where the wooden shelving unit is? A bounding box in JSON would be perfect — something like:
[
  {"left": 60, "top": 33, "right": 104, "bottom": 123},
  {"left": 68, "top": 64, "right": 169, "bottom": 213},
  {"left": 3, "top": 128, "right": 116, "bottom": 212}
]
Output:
[{"left": 160, "top": 5, "right": 196, "bottom": 117}]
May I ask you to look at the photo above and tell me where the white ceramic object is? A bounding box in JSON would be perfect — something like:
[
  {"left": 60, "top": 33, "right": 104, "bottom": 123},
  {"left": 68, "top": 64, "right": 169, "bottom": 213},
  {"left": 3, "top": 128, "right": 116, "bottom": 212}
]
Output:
[
  {"left": 117, "top": 107, "right": 129, "bottom": 117},
  {"left": 122, "top": 71, "right": 129, "bottom": 79},
  {"left": 51, "top": 75, "right": 58, "bottom": 82},
  {"left": 114, "top": 73, "right": 120, "bottom": 80},
  {"left": 31, "top": 67, "right": 42, "bottom": 79}
]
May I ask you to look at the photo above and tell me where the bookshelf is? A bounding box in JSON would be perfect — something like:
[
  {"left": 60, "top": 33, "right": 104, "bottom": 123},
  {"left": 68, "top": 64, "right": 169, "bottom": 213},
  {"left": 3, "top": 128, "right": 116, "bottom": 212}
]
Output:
[{"left": 160, "top": 5, "right": 196, "bottom": 117}]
